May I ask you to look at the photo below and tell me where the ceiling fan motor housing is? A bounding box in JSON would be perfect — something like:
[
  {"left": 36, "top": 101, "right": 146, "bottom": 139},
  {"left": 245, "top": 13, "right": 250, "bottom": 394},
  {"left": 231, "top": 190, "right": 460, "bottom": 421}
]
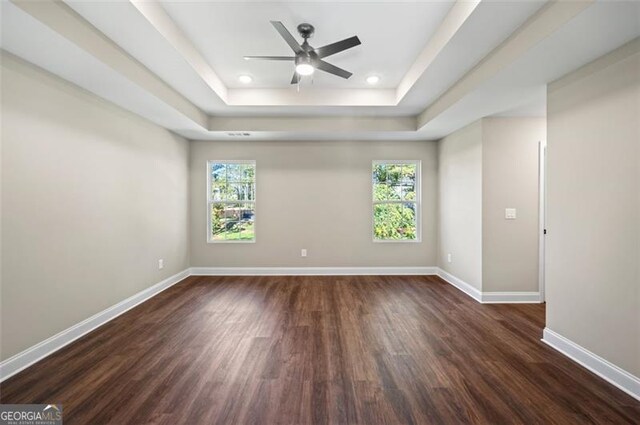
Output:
[{"left": 297, "top": 23, "right": 315, "bottom": 39}]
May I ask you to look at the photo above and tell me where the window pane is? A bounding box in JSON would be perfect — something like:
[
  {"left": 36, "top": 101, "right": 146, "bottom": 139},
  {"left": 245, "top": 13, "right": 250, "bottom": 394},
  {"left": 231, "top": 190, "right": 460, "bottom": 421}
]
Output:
[
  {"left": 373, "top": 202, "right": 417, "bottom": 240},
  {"left": 389, "top": 185, "right": 402, "bottom": 200},
  {"left": 386, "top": 164, "right": 403, "bottom": 184},
  {"left": 210, "top": 203, "right": 226, "bottom": 240},
  {"left": 214, "top": 183, "right": 252, "bottom": 202},
  {"left": 216, "top": 181, "right": 233, "bottom": 201},
  {"left": 246, "top": 181, "right": 255, "bottom": 200},
  {"left": 210, "top": 203, "right": 255, "bottom": 241},
  {"left": 242, "top": 182, "right": 255, "bottom": 201},
  {"left": 242, "top": 165, "right": 255, "bottom": 182},
  {"left": 373, "top": 183, "right": 388, "bottom": 201},
  {"left": 400, "top": 202, "right": 417, "bottom": 240},
  {"left": 225, "top": 183, "right": 240, "bottom": 201},
  {"left": 211, "top": 183, "right": 224, "bottom": 201},
  {"left": 239, "top": 204, "right": 255, "bottom": 240},
  {"left": 211, "top": 163, "right": 226, "bottom": 182},
  {"left": 226, "top": 164, "right": 242, "bottom": 182},
  {"left": 373, "top": 182, "right": 401, "bottom": 201},
  {"left": 372, "top": 164, "right": 387, "bottom": 184},
  {"left": 374, "top": 203, "right": 401, "bottom": 240},
  {"left": 401, "top": 164, "right": 416, "bottom": 184},
  {"left": 402, "top": 184, "right": 416, "bottom": 200}
]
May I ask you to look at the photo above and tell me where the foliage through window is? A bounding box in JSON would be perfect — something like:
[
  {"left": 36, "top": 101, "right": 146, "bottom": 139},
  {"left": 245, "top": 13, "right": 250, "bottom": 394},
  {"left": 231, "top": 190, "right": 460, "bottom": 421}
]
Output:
[
  {"left": 372, "top": 161, "right": 420, "bottom": 241},
  {"left": 208, "top": 161, "right": 255, "bottom": 242}
]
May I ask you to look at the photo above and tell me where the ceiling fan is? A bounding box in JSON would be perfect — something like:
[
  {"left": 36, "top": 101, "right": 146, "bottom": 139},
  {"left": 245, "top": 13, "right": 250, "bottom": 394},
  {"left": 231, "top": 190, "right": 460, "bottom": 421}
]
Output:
[{"left": 244, "top": 21, "right": 361, "bottom": 84}]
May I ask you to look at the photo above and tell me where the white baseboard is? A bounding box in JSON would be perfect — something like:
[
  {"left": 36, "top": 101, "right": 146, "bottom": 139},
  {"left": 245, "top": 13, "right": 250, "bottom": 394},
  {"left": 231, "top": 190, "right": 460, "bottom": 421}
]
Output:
[
  {"left": 481, "top": 291, "right": 542, "bottom": 303},
  {"left": 0, "top": 268, "right": 190, "bottom": 382},
  {"left": 542, "top": 328, "right": 640, "bottom": 401},
  {"left": 436, "top": 268, "right": 541, "bottom": 304},
  {"left": 436, "top": 268, "right": 483, "bottom": 302},
  {"left": 189, "top": 266, "right": 438, "bottom": 276}
]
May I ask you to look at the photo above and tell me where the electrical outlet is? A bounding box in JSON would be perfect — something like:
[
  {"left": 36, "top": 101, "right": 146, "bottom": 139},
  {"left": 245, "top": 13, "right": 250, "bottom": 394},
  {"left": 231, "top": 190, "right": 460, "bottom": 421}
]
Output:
[
  {"left": 301, "top": 249, "right": 307, "bottom": 257},
  {"left": 158, "top": 259, "right": 164, "bottom": 270},
  {"left": 447, "top": 253, "right": 452, "bottom": 263}
]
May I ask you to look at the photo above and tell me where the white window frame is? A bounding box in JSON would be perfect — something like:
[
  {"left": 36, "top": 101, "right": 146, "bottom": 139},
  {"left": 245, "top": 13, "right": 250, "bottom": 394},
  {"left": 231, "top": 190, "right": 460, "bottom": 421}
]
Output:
[
  {"left": 207, "top": 160, "right": 256, "bottom": 244},
  {"left": 372, "top": 160, "right": 422, "bottom": 243}
]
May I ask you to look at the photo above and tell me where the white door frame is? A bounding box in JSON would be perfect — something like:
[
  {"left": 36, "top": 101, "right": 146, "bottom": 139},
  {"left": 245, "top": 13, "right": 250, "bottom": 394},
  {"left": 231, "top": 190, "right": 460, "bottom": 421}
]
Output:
[{"left": 538, "top": 140, "right": 547, "bottom": 303}]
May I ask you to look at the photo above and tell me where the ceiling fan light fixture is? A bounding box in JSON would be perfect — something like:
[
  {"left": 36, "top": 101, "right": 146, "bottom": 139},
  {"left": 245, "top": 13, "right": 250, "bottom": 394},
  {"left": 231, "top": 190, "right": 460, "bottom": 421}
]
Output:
[
  {"left": 366, "top": 75, "right": 380, "bottom": 85},
  {"left": 295, "top": 63, "right": 315, "bottom": 76},
  {"left": 295, "top": 55, "right": 315, "bottom": 76}
]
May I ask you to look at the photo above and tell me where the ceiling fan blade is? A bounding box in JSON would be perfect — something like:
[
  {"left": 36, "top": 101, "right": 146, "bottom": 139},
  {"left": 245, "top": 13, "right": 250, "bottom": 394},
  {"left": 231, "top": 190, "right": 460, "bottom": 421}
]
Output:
[
  {"left": 270, "top": 21, "right": 303, "bottom": 54},
  {"left": 291, "top": 72, "right": 301, "bottom": 84},
  {"left": 316, "top": 60, "right": 352, "bottom": 79},
  {"left": 314, "top": 36, "right": 361, "bottom": 58},
  {"left": 244, "top": 56, "right": 295, "bottom": 61}
]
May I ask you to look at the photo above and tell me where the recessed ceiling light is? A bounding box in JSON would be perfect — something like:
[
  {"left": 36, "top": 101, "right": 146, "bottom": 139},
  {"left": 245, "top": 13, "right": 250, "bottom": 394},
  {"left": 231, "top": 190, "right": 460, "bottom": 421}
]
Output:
[
  {"left": 238, "top": 75, "right": 253, "bottom": 84},
  {"left": 366, "top": 75, "right": 380, "bottom": 85}
]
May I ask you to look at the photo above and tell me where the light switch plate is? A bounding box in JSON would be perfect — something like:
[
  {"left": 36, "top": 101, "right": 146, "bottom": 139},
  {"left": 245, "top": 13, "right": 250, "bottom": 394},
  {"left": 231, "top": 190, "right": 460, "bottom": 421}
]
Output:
[{"left": 505, "top": 208, "right": 517, "bottom": 220}]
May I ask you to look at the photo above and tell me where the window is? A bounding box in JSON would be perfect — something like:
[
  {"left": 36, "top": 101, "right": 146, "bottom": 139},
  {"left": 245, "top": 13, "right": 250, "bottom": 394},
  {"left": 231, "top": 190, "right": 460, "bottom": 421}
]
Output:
[
  {"left": 372, "top": 160, "right": 420, "bottom": 242},
  {"left": 207, "top": 161, "right": 256, "bottom": 242}
]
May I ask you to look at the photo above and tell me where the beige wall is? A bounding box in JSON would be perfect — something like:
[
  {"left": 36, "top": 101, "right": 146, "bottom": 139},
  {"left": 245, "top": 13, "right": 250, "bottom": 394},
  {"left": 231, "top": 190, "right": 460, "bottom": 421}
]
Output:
[
  {"left": 437, "top": 121, "right": 483, "bottom": 289},
  {"left": 438, "top": 117, "right": 544, "bottom": 294},
  {"left": 482, "top": 117, "right": 545, "bottom": 292},
  {"left": 546, "top": 39, "right": 640, "bottom": 376},
  {"left": 0, "top": 54, "right": 190, "bottom": 360},
  {"left": 189, "top": 140, "right": 438, "bottom": 267}
]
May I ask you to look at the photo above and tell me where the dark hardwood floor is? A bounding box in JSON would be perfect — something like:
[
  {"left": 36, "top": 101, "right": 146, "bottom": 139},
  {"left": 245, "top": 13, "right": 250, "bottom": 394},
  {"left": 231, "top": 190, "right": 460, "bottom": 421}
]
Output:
[{"left": 1, "top": 275, "right": 639, "bottom": 424}]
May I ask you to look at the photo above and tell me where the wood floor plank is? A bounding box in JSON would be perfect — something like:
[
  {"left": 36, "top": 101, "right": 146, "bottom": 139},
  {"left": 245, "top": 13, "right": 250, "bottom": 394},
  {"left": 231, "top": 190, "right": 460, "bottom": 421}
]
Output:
[{"left": 1, "top": 275, "right": 639, "bottom": 424}]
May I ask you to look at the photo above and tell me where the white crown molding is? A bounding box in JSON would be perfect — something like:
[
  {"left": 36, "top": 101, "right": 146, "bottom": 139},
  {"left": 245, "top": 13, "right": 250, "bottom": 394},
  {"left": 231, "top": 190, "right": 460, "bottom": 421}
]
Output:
[
  {"left": 542, "top": 328, "right": 640, "bottom": 401},
  {"left": 0, "top": 268, "right": 190, "bottom": 382},
  {"left": 190, "top": 266, "right": 438, "bottom": 276}
]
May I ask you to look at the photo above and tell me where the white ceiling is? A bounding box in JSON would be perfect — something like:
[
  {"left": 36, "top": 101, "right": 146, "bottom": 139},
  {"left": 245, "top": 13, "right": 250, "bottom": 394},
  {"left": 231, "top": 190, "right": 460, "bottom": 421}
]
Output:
[
  {"left": 160, "top": 1, "right": 454, "bottom": 89},
  {"left": 1, "top": 0, "right": 639, "bottom": 141}
]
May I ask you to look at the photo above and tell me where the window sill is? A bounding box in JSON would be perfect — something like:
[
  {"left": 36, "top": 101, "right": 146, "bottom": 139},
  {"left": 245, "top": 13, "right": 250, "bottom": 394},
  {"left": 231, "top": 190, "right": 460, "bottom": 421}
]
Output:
[
  {"left": 373, "top": 239, "right": 422, "bottom": 243},
  {"left": 207, "top": 240, "right": 256, "bottom": 244}
]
